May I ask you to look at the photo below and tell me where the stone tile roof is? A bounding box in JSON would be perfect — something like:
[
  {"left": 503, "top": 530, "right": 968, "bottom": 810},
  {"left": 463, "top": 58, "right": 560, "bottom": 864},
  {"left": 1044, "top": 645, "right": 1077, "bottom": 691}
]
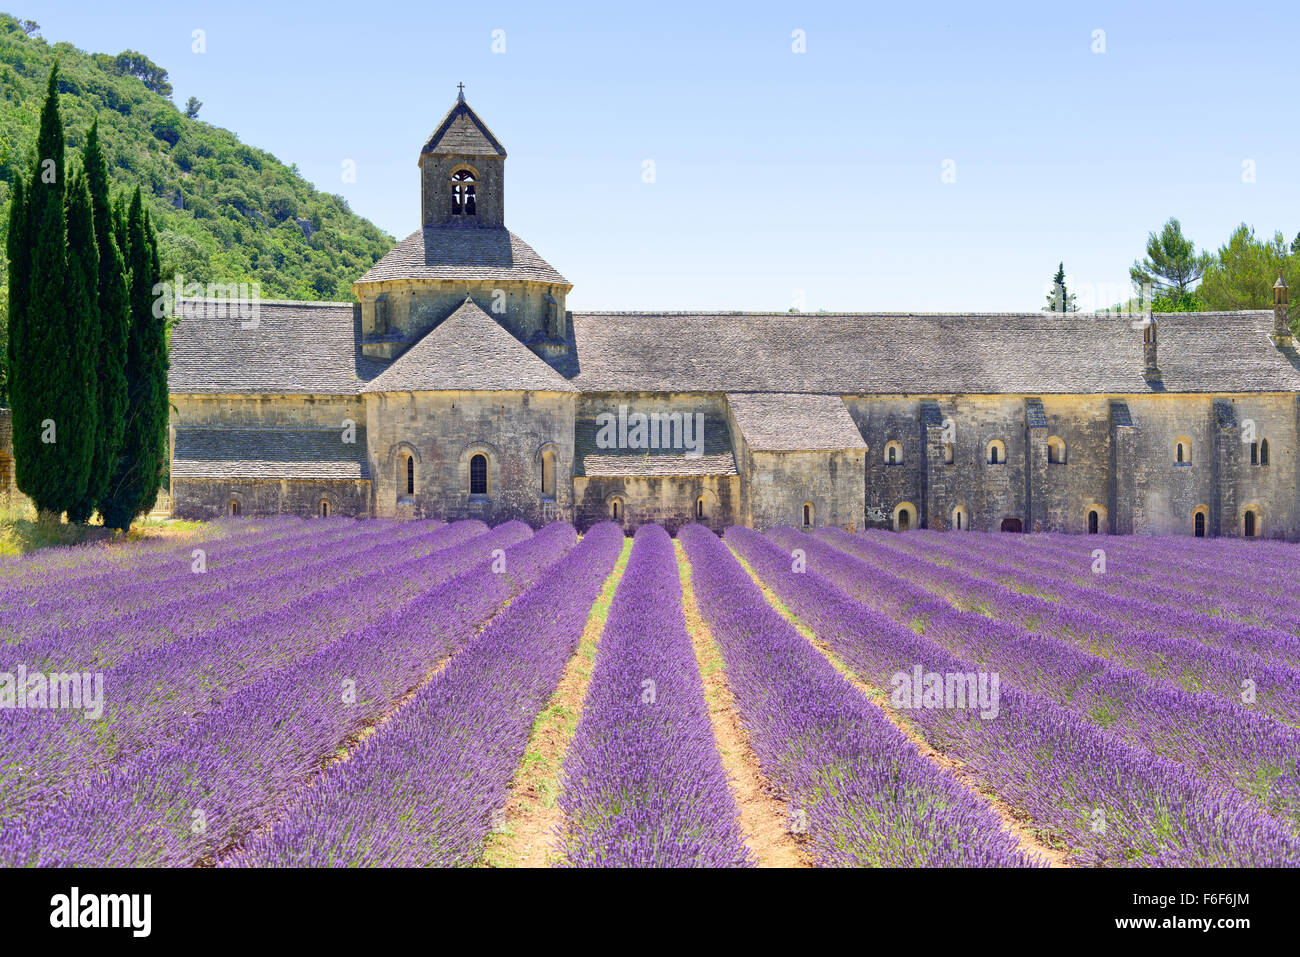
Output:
[
  {"left": 727, "top": 393, "right": 866, "bottom": 451},
  {"left": 355, "top": 227, "right": 568, "bottom": 285},
  {"left": 361, "top": 298, "right": 578, "bottom": 394},
  {"left": 173, "top": 427, "right": 369, "bottom": 480},
  {"left": 574, "top": 413, "right": 737, "bottom": 476},
  {"left": 169, "top": 299, "right": 386, "bottom": 395},
  {"left": 421, "top": 98, "right": 507, "bottom": 157},
  {"left": 568, "top": 311, "right": 1300, "bottom": 394}
]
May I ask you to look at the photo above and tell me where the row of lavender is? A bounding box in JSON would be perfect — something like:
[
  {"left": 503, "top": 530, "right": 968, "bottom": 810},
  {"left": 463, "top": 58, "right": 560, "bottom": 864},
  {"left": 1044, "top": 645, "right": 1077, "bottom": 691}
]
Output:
[
  {"left": 829, "top": 529, "right": 1300, "bottom": 726},
  {"left": 1, "top": 521, "right": 577, "bottom": 866},
  {"left": 729, "top": 526, "right": 1299, "bottom": 865},
  {"left": 555, "top": 524, "right": 753, "bottom": 866},
  {"left": 772, "top": 528, "right": 1300, "bottom": 830},
  {"left": 678, "top": 525, "right": 1038, "bottom": 866},
  {"left": 229, "top": 523, "right": 627, "bottom": 866},
  {"left": 881, "top": 528, "right": 1300, "bottom": 638},
  {"left": 0, "top": 520, "right": 508, "bottom": 823}
]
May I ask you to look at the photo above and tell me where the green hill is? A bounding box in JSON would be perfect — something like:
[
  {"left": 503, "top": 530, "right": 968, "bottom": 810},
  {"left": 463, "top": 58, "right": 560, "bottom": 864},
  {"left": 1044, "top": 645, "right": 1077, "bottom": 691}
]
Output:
[{"left": 0, "top": 12, "right": 393, "bottom": 314}]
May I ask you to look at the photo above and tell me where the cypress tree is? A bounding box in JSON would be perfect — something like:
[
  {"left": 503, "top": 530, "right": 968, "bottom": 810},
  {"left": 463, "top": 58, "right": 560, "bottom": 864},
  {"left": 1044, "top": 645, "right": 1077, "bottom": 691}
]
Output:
[
  {"left": 12, "top": 62, "right": 98, "bottom": 517},
  {"left": 5, "top": 178, "right": 28, "bottom": 413},
  {"left": 60, "top": 170, "right": 99, "bottom": 514},
  {"left": 69, "top": 120, "right": 130, "bottom": 524},
  {"left": 102, "top": 188, "right": 166, "bottom": 530}
]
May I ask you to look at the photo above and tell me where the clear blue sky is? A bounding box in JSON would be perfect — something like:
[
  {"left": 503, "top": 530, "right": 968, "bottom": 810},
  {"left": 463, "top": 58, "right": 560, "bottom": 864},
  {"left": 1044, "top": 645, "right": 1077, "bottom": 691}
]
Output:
[{"left": 19, "top": 0, "right": 1300, "bottom": 311}]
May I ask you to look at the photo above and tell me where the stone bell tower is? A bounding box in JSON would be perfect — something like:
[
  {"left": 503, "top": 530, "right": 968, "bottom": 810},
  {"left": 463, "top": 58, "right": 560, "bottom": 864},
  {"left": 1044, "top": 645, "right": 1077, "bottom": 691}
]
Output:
[{"left": 419, "top": 85, "right": 507, "bottom": 228}]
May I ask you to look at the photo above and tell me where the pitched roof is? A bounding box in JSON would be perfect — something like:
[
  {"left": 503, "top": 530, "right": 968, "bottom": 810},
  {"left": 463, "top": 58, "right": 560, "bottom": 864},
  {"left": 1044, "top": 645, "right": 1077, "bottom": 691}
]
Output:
[
  {"left": 420, "top": 97, "right": 506, "bottom": 157},
  {"left": 355, "top": 227, "right": 568, "bottom": 286},
  {"left": 169, "top": 299, "right": 387, "bottom": 395},
  {"left": 574, "top": 412, "right": 737, "bottom": 476},
  {"left": 568, "top": 310, "right": 1300, "bottom": 395},
  {"left": 727, "top": 393, "right": 866, "bottom": 451},
  {"left": 173, "top": 427, "right": 369, "bottom": 480},
  {"left": 360, "top": 298, "right": 578, "bottom": 393}
]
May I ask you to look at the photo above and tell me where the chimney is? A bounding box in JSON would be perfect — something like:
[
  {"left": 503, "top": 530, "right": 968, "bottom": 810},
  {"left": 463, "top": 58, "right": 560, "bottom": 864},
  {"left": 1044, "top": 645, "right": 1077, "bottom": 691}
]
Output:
[
  {"left": 1272, "top": 275, "right": 1292, "bottom": 346},
  {"left": 1142, "top": 316, "right": 1160, "bottom": 379}
]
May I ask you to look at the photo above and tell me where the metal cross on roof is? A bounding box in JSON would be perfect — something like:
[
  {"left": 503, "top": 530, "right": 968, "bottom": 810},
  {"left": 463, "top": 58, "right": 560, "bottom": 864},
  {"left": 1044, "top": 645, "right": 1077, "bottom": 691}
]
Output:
[{"left": 457, "top": 82, "right": 465, "bottom": 100}]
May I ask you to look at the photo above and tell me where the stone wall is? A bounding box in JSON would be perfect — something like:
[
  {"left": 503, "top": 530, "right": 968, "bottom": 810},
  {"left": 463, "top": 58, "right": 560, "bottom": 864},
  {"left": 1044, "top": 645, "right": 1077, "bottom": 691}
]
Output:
[
  {"left": 420, "top": 154, "right": 505, "bottom": 227},
  {"left": 171, "top": 478, "right": 370, "bottom": 519},
  {"left": 365, "top": 389, "right": 576, "bottom": 526},
  {"left": 356, "top": 281, "right": 568, "bottom": 360},
  {"left": 574, "top": 474, "right": 739, "bottom": 535}
]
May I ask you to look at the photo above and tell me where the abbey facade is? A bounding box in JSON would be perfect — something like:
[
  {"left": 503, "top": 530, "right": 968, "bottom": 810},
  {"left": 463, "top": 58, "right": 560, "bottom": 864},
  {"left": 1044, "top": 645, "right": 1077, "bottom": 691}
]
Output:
[{"left": 159, "top": 94, "right": 1300, "bottom": 539}]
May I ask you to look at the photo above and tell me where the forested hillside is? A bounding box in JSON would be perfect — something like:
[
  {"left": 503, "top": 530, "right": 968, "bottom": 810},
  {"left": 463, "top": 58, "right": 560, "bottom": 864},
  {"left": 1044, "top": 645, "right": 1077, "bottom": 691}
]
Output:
[{"left": 0, "top": 13, "right": 392, "bottom": 317}]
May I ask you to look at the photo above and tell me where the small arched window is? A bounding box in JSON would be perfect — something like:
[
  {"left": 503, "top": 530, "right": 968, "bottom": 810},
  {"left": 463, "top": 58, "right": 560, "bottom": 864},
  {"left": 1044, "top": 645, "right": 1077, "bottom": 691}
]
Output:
[
  {"left": 1174, "top": 437, "right": 1192, "bottom": 465},
  {"left": 802, "top": 502, "right": 813, "bottom": 526},
  {"left": 1047, "top": 436, "right": 1066, "bottom": 465},
  {"left": 229, "top": 499, "right": 240, "bottom": 517},
  {"left": 451, "top": 169, "right": 476, "bottom": 216},
  {"left": 884, "top": 441, "right": 903, "bottom": 465},
  {"left": 987, "top": 440, "right": 1006, "bottom": 465},
  {"left": 1087, "top": 509, "right": 1100, "bottom": 534},
  {"left": 540, "top": 449, "right": 556, "bottom": 499},
  {"left": 320, "top": 499, "right": 330, "bottom": 518},
  {"left": 695, "top": 496, "right": 705, "bottom": 520},
  {"left": 406, "top": 454, "right": 415, "bottom": 495},
  {"left": 951, "top": 505, "right": 968, "bottom": 531},
  {"left": 1260, "top": 439, "right": 1270, "bottom": 466},
  {"left": 1194, "top": 510, "right": 1206, "bottom": 538},
  {"left": 611, "top": 497, "right": 624, "bottom": 522},
  {"left": 470, "top": 453, "right": 488, "bottom": 495},
  {"left": 1244, "top": 510, "right": 1257, "bottom": 538}
]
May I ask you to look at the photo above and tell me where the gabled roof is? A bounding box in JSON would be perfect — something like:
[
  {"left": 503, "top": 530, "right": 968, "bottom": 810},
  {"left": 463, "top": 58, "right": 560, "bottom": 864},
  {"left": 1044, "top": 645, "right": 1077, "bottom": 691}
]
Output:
[
  {"left": 169, "top": 299, "right": 387, "bottom": 395},
  {"left": 727, "top": 393, "right": 866, "bottom": 451},
  {"left": 360, "top": 298, "right": 577, "bottom": 394},
  {"left": 574, "top": 413, "right": 737, "bottom": 476},
  {"left": 568, "top": 310, "right": 1300, "bottom": 395},
  {"left": 355, "top": 227, "right": 568, "bottom": 286},
  {"left": 420, "top": 97, "right": 507, "bottom": 158},
  {"left": 173, "top": 427, "right": 369, "bottom": 480}
]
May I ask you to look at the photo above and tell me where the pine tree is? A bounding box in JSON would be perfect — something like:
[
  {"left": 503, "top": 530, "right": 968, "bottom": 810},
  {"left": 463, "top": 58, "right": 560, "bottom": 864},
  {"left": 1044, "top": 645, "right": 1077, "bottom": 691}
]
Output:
[
  {"left": 1044, "top": 262, "right": 1079, "bottom": 313},
  {"left": 68, "top": 120, "right": 130, "bottom": 524},
  {"left": 12, "top": 62, "right": 96, "bottom": 516},
  {"left": 102, "top": 188, "right": 166, "bottom": 530}
]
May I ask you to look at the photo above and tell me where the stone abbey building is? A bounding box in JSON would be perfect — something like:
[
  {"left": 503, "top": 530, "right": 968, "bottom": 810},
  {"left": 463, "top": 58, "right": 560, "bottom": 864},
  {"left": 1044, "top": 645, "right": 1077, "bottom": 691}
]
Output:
[{"left": 162, "top": 93, "right": 1300, "bottom": 538}]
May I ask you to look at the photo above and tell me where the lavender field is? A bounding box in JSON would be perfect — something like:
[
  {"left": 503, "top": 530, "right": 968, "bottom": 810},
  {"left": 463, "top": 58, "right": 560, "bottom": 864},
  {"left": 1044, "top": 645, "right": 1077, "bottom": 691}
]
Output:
[{"left": 1, "top": 517, "right": 1298, "bottom": 868}]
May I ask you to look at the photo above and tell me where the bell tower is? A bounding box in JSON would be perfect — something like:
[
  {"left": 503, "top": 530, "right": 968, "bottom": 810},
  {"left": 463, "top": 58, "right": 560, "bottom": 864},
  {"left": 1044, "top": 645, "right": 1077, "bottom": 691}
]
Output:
[{"left": 419, "top": 85, "right": 507, "bottom": 228}]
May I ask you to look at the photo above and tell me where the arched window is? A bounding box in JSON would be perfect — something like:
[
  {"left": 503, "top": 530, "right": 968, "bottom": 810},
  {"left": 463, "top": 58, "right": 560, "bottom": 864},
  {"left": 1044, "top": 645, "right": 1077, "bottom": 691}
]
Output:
[
  {"left": 1047, "top": 436, "right": 1066, "bottom": 465},
  {"left": 1087, "top": 509, "right": 1099, "bottom": 534},
  {"left": 1174, "top": 437, "right": 1191, "bottom": 465},
  {"left": 540, "top": 449, "right": 556, "bottom": 499},
  {"left": 229, "top": 499, "right": 240, "bottom": 517},
  {"left": 1194, "top": 511, "right": 1206, "bottom": 537},
  {"left": 451, "top": 169, "right": 476, "bottom": 216},
  {"left": 611, "top": 497, "right": 624, "bottom": 522},
  {"left": 1260, "top": 439, "right": 1270, "bottom": 466},
  {"left": 405, "top": 454, "right": 415, "bottom": 495},
  {"left": 987, "top": 440, "right": 1006, "bottom": 465},
  {"left": 695, "top": 496, "right": 705, "bottom": 520},
  {"left": 802, "top": 502, "right": 813, "bottom": 526},
  {"left": 943, "top": 443, "right": 955, "bottom": 465},
  {"left": 884, "top": 441, "right": 903, "bottom": 465},
  {"left": 320, "top": 499, "right": 330, "bottom": 518},
  {"left": 1243, "top": 508, "right": 1260, "bottom": 538},
  {"left": 893, "top": 503, "right": 916, "bottom": 532},
  {"left": 951, "top": 505, "right": 968, "bottom": 531},
  {"left": 470, "top": 453, "right": 488, "bottom": 495}
]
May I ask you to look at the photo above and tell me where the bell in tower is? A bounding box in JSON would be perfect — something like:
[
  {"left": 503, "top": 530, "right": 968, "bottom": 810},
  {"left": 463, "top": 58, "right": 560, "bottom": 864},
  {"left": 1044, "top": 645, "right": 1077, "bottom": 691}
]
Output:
[{"left": 419, "top": 85, "right": 506, "bottom": 227}]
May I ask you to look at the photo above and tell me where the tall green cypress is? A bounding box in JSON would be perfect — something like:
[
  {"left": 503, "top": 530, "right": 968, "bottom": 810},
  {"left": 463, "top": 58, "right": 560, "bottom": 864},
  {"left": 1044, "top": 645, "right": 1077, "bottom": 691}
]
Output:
[
  {"left": 61, "top": 170, "right": 99, "bottom": 514},
  {"left": 12, "top": 62, "right": 98, "bottom": 517},
  {"left": 69, "top": 120, "right": 130, "bottom": 524},
  {"left": 5, "top": 178, "right": 28, "bottom": 414},
  {"left": 102, "top": 187, "right": 166, "bottom": 530}
]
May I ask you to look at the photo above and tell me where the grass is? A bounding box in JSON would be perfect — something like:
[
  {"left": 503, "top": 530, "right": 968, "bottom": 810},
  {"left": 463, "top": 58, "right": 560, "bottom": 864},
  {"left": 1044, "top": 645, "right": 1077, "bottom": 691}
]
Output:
[{"left": 0, "top": 501, "right": 201, "bottom": 556}]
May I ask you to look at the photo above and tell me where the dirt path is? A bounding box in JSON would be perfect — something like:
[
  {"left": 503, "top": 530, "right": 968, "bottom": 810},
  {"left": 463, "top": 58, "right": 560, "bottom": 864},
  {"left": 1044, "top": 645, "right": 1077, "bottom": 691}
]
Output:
[
  {"left": 482, "top": 539, "right": 632, "bottom": 868},
  {"left": 733, "top": 552, "right": 1072, "bottom": 868},
  {"left": 676, "top": 543, "right": 812, "bottom": 868}
]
